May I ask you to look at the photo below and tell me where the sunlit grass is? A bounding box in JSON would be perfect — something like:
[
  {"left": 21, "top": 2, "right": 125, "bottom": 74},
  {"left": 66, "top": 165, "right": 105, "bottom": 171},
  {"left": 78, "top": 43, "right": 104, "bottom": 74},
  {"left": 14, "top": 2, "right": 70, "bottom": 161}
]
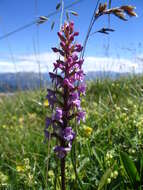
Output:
[{"left": 0, "top": 75, "right": 143, "bottom": 189}]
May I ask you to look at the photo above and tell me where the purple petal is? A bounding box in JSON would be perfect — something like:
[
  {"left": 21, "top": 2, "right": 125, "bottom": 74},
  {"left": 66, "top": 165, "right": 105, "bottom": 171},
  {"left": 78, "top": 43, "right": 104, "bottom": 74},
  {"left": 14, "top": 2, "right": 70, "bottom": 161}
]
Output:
[
  {"left": 75, "top": 44, "right": 83, "bottom": 52},
  {"left": 73, "top": 99, "right": 81, "bottom": 108},
  {"left": 44, "top": 129, "right": 51, "bottom": 141},
  {"left": 72, "top": 53, "right": 78, "bottom": 61},
  {"left": 57, "top": 32, "right": 66, "bottom": 42},
  {"left": 63, "top": 78, "right": 74, "bottom": 89},
  {"left": 62, "top": 127, "right": 76, "bottom": 141},
  {"left": 52, "top": 47, "right": 65, "bottom": 56},
  {"left": 73, "top": 32, "right": 79, "bottom": 36},
  {"left": 69, "top": 21, "right": 74, "bottom": 34},
  {"left": 74, "top": 70, "right": 84, "bottom": 81},
  {"left": 52, "top": 107, "right": 63, "bottom": 122},
  {"left": 46, "top": 117, "right": 52, "bottom": 128},
  {"left": 69, "top": 92, "right": 79, "bottom": 101},
  {"left": 54, "top": 146, "right": 67, "bottom": 158},
  {"left": 78, "top": 82, "right": 86, "bottom": 95},
  {"left": 77, "top": 111, "right": 86, "bottom": 123},
  {"left": 46, "top": 89, "right": 57, "bottom": 108}
]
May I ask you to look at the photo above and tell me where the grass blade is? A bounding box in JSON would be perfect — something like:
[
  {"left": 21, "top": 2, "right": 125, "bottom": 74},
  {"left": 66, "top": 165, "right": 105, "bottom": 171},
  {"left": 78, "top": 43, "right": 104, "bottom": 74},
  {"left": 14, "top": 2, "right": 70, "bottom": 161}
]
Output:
[{"left": 120, "top": 151, "right": 140, "bottom": 187}]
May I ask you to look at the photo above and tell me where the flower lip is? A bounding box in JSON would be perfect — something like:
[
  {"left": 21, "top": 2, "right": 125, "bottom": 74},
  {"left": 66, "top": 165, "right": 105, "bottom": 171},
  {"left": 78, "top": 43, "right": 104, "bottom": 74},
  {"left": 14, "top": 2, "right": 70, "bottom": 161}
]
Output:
[
  {"left": 78, "top": 83, "right": 86, "bottom": 95},
  {"left": 62, "top": 127, "right": 76, "bottom": 141},
  {"left": 75, "top": 44, "right": 83, "bottom": 52},
  {"left": 63, "top": 78, "right": 74, "bottom": 89},
  {"left": 46, "top": 117, "right": 52, "bottom": 128},
  {"left": 54, "top": 146, "right": 67, "bottom": 158},
  {"left": 54, "top": 143, "right": 72, "bottom": 158},
  {"left": 52, "top": 107, "right": 63, "bottom": 122},
  {"left": 46, "top": 89, "right": 57, "bottom": 108},
  {"left": 77, "top": 111, "right": 86, "bottom": 123}
]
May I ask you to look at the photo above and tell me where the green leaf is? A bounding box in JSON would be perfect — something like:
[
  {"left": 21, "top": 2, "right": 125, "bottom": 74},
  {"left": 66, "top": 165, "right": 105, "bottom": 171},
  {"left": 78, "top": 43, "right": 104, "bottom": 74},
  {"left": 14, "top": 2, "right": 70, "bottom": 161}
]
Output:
[
  {"left": 71, "top": 143, "right": 83, "bottom": 190},
  {"left": 92, "top": 147, "right": 104, "bottom": 170},
  {"left": 140, "top": 155, "right": 143, "bottom": 176},
  {"left": 120, "top": 151, "right": 140, "bottom": 186},
  {"left": 98, "top": 167, "right": 112, "bottom": 190},
  {"left": 77, "top": 157, "right": 89, "bottom": 173}
]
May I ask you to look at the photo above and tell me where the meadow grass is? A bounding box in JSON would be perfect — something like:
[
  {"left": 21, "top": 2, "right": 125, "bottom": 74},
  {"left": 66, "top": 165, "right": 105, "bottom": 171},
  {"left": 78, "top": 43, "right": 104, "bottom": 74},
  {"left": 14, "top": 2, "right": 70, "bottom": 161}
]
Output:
[{"left": 0, "top": 75, "right": 143, "bottom": 189}]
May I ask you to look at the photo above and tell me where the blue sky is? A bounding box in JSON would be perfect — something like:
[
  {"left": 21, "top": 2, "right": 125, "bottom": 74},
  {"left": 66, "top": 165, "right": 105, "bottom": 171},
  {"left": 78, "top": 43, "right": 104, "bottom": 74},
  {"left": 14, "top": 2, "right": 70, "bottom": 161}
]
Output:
[{"left": 0, "top": 0, "right": 143, "bottom": 72}]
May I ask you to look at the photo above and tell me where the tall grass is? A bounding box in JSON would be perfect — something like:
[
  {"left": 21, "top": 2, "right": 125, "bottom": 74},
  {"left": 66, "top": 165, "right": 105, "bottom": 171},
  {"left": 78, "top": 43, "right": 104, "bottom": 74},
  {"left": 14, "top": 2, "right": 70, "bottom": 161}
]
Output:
[{"left": 0, "top": 75, "right": 143, "bottom": 189}]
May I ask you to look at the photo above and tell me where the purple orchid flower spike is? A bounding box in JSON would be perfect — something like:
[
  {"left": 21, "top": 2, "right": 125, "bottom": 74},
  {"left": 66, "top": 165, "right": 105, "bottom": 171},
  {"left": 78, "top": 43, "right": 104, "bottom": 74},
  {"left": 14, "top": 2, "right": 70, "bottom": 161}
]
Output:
[{"left": 45, "top": 21, "right": 86, "bottom": 160}]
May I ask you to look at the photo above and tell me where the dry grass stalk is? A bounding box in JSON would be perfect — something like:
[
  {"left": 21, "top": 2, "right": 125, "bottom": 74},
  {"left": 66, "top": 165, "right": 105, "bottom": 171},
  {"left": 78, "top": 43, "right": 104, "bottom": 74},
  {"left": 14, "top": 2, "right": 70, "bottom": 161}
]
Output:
[{"left": 95, "top": 3, "right": 137, "bottom": 21}]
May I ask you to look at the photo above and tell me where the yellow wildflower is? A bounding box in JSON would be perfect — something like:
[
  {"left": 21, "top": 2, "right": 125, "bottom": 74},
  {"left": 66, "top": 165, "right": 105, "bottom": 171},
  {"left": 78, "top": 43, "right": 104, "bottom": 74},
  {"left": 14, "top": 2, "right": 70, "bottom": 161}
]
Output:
[
  {"left": 44, "top": 99, "right": 49, "bottom": 107},
  {"left": 84, "top": 126, "right": 93, "bottom": 136},
  {"left": 16, "top": 165, "right": 25, "bottom": 172}
]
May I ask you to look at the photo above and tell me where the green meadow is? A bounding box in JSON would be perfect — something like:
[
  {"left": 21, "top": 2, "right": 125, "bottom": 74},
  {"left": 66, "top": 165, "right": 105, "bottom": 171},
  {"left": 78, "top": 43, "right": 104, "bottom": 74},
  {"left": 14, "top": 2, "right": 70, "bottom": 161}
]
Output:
[{"left": 0, "top": 75, "right": 143, "bottom": 189}]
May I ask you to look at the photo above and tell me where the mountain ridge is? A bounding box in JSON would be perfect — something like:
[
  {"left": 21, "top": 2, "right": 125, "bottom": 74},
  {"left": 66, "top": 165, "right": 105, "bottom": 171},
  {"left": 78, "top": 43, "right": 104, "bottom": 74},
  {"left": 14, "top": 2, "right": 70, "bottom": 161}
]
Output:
[{"left": 0, "top": 71, "right": 131, "bottom": 92}]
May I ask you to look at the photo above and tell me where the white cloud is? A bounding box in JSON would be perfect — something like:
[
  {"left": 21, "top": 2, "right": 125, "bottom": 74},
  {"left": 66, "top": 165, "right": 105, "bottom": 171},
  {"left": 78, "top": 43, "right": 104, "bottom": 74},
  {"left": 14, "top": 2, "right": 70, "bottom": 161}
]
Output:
[
  {"left": 0, "top": 52, "right": 142, "bottom": 73},
  {"left": 84, "top": 57, "right": 141, "bottom": 73},
  {"left": 0, "top": 52, "right": 56, "bottom": 73}
]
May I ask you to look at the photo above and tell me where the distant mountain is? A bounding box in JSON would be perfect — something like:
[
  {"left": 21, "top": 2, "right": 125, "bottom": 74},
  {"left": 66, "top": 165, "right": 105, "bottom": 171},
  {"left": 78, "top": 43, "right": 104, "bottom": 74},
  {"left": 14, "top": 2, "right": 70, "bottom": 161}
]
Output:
[
  {"left": 85, "top": 71, "right": 130, "bottom": 80},
  {"left": 0, "top": 71, "right": 130, "bottom": 92},
  {"left": 0, "top": 72, "right": 50, "bottom": 92}
]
